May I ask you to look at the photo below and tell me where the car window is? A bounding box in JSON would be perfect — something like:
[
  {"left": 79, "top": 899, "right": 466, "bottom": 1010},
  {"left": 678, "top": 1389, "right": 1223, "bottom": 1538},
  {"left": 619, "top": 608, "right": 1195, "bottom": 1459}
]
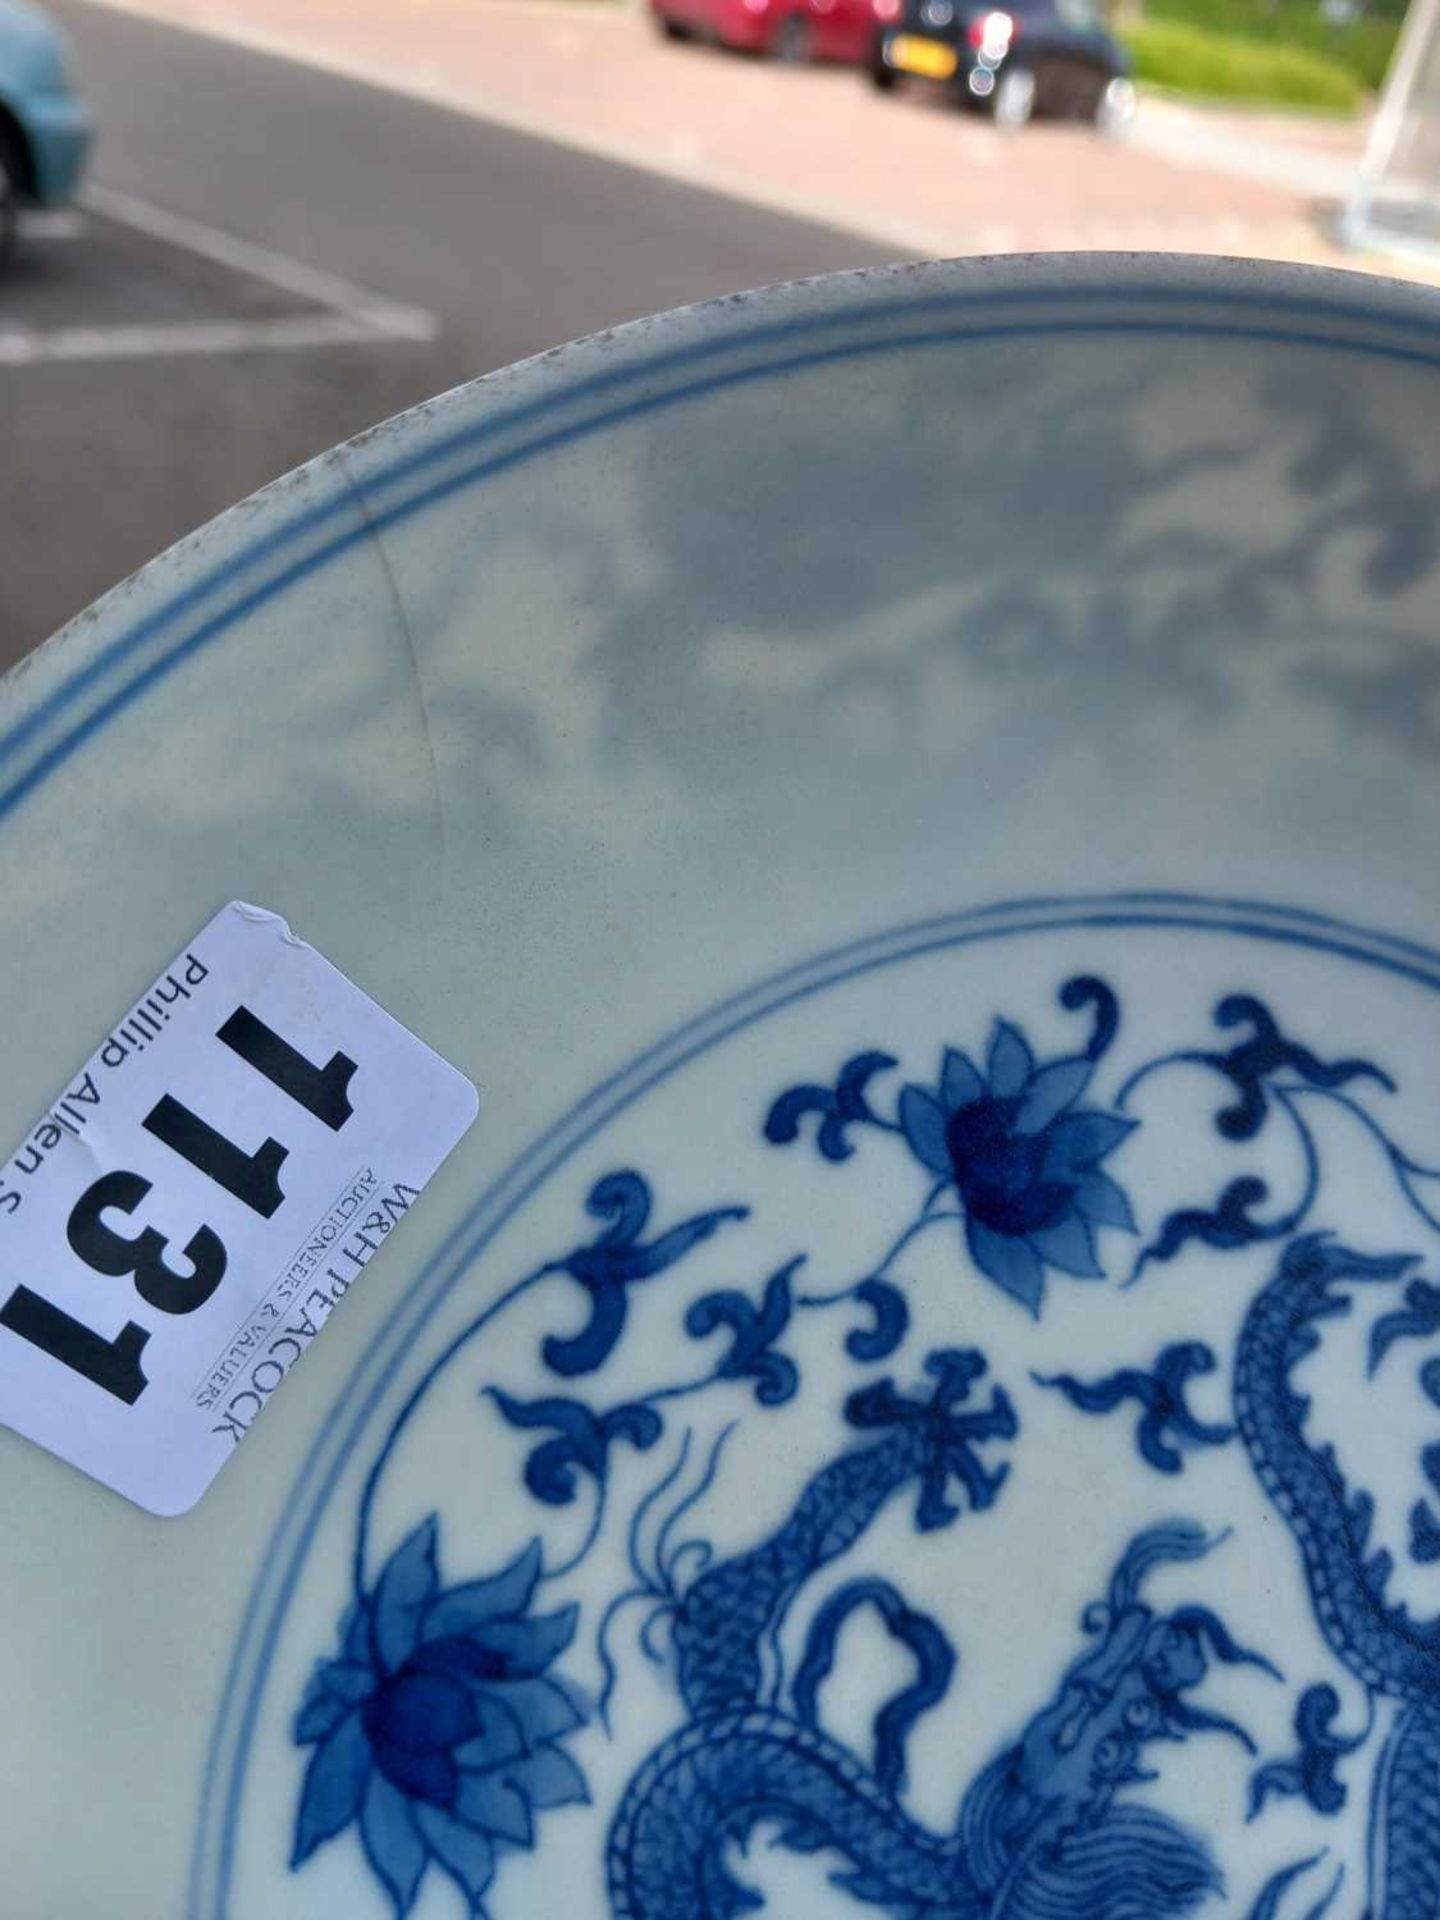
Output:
[{"left": 1052, "top": 0, "right": 1102, "bottom": 28}]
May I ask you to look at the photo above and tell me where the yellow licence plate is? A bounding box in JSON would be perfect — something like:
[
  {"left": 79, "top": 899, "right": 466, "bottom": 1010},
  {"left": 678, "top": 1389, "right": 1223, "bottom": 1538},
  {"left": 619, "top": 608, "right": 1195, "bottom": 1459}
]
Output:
[{"left": 888, "top": 34, "right": 959, "bottom": 78}]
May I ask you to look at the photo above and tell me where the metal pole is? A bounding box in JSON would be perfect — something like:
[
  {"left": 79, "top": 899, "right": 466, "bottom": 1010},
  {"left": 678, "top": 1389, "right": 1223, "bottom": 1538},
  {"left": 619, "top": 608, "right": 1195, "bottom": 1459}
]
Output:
[{"left": 1341, "top": 0, "right": 1440, "bottom": 247}]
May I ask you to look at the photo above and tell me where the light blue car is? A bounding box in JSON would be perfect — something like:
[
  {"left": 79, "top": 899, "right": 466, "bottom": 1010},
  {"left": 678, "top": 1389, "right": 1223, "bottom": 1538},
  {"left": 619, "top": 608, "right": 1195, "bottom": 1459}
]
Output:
[{"left": 0, "top": 0, "right": 92, "bottom": 261}]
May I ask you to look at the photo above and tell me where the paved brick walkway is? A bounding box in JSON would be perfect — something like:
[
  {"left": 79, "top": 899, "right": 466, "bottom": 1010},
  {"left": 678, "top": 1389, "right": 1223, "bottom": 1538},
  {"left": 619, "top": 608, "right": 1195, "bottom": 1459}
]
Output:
[{"left": 83, "top": 0, "right": 1425, "bottom": 280}]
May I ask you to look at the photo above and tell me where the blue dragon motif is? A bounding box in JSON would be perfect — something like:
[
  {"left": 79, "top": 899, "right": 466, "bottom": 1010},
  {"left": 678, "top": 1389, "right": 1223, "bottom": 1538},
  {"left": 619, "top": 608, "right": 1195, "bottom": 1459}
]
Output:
[
  {"left": 608, "top": 1491, "right": 1260, "bottom": 1920},
  {"left": 291, "top": 974, "right": 1440, "bottom": 1919},
  {"left": 1231, "top": 1235, "right": 1440, "bottom": 1919},
  {"left": 607, "top": 1234, "right": 1440, "bottom": 1920}
]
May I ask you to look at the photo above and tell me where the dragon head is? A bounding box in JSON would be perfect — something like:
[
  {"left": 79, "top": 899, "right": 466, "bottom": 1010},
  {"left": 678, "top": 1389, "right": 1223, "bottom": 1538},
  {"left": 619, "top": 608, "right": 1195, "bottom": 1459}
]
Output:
[{"left": 1003, "top": 1524, "right": 1278, "bottom": 1838}]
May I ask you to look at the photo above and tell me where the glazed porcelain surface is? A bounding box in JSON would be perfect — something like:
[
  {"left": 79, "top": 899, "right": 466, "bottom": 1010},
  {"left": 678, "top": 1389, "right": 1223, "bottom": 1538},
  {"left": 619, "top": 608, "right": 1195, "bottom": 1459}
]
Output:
[{"left": 4, "top": 255, "right": 1440, "bottom": 1920}]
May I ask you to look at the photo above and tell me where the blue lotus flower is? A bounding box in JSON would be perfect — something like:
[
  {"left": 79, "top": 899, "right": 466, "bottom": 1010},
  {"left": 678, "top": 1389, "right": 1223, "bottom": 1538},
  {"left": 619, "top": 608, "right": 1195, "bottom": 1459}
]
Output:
[
  {"left": 292, "top": 1518, "right": 588, "bottom": 1915},
  {"left": 898, "top": 1021, "right": 1136, "bottom": 1315}
]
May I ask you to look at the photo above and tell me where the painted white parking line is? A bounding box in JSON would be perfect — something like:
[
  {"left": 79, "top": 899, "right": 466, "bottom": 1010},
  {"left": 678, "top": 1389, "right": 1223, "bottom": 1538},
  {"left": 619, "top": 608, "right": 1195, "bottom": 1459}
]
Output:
[
  {"left": 0, "top": 311, "right": 424, "bottom": 366},
  {"left": 83, "top": 185, "right": 437, "bottom": 340},
  {"left": 0, "top": 186, "right": 438, "bottom": 368},
  {"left": 21, "top": 211, "right": 87, "bottom": 241}
]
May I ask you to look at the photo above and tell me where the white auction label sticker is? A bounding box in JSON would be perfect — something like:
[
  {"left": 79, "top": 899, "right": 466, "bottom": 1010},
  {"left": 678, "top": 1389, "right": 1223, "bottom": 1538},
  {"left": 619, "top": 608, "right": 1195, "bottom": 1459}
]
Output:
[{"left": 0, "top": 902, "right": 478, "bottom": 1515}]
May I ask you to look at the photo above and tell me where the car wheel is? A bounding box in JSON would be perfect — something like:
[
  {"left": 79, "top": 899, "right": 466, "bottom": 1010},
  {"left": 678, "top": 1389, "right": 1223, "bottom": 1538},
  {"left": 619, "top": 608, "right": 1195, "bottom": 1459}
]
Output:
[
  {"left": 773, "top": 14, "right": 813, "bottom": 62},
  {"left": 870, "top": 57, "right": 896, "bottom": 88},
  {"left": 992, "top": 65, "right": 1036, "bottom": 130},
  {"left": 0, "top": 139, "right": 19, "bottom": 271},
  {"left": 1095, "top": 74, "right": 1137, "bottom": 136},
  {"left": 656, "top": 13, "right": 694, "bottom": 39}
]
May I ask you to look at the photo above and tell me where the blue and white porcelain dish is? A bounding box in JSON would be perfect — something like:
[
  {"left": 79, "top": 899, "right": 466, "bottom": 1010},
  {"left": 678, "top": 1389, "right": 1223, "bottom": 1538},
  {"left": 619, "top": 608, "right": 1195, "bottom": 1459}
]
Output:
[{"left": 4, "top": 254, "right": 1440, "bottom": 1919}]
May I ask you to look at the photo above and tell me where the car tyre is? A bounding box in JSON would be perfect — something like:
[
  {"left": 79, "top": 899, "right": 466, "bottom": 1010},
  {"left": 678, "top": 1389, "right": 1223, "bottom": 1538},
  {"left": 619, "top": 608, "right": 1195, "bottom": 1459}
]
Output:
[
  {"left": 992, "top": 65, "right": 1037, "bottom": 131},
  {"left": 656, "top": 13, "right": 694, "bottom": 39},
  {"left": 1095, "top": 74, "right": 1137, "bottom": 136},
  {"left": 772, "top": 14, "right": 813, "bottom": 61},
  {"left": 870, "top": 60, "right": 897, "bottom": 89}
]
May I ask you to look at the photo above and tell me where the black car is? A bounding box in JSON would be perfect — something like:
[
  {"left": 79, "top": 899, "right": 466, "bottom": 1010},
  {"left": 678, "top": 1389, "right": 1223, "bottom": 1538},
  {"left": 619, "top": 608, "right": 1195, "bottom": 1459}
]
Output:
[{"left": 871, "top": 0, "right": 1134, "bottom": 130}]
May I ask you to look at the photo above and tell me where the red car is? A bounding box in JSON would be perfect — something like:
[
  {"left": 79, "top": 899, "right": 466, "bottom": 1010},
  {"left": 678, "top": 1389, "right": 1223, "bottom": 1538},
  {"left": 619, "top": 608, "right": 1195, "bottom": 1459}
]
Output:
[{"left": 652, "top": 0, "right": 899, "bottom": 64}]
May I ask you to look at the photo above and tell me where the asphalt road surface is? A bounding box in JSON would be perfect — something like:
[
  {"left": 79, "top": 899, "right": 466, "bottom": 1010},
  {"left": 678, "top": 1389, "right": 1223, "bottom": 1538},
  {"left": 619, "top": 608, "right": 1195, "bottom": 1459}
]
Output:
[{"left": 0, "top": 2, "right": 894, "bottom": 660}]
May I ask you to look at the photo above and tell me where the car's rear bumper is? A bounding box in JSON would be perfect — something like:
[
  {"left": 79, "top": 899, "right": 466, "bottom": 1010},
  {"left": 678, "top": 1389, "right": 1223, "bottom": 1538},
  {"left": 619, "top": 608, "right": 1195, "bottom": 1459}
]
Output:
[{"left": 23, "top": 92, "right": 93, "bottom": 205}]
